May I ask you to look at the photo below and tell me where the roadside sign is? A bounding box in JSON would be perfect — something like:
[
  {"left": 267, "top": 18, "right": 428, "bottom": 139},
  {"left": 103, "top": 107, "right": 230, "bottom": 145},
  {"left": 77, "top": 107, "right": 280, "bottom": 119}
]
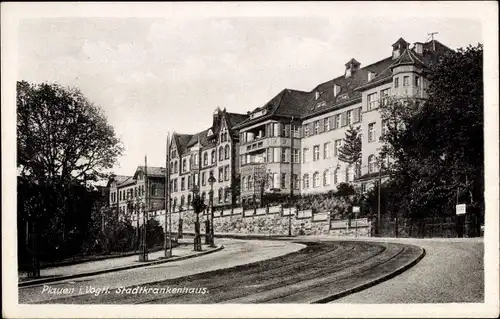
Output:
[
  {"left": 456, "top": 204, "right": 466, "bottom": 215},
  {"left": 352, "top": 206, "right": 360, "bottom": 213}
]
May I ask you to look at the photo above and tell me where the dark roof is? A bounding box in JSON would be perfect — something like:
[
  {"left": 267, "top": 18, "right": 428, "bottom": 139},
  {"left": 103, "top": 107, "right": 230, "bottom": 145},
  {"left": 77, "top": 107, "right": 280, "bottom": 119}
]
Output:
[
  {"left": 173, "top": 133, "right": 192, "bottom": 155},
  {"left": 226, "top": 112, "right": 249, "bottom": 129},
  {"left": 117, "top": 176, "right": 136, "bottom": 188},
  {"left": 134, "top": 166, "right": 165, "bottom": 178},
  {"left": 107, "top": 174, "right": 132, "bottom": 187}
]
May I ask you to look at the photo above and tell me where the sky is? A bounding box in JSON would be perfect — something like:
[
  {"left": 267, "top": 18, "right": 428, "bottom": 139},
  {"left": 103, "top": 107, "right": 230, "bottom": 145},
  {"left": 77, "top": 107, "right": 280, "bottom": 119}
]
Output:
[{"left": 14, "top": 2, "right": 486, "bottom": 177}]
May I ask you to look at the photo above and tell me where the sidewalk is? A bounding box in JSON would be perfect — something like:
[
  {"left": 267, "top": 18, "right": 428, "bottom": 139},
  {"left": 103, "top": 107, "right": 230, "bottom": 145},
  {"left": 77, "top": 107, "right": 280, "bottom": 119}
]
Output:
[{"left": 19, "top": 239, "right": 223, "bottom": 287}]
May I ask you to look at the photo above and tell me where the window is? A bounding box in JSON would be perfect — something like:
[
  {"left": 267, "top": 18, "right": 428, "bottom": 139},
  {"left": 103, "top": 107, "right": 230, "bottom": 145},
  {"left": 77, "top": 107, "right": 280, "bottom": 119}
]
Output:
[
  {"left": 267, "top": 148, "right": 274, "bottom": 163},
  {"left": 293, "top": 174, "right": 299, "bottom": 190},
  {"left": 281, "top": 124, "right": 287, "bottom": 137},
  {"left": 273, "top": 123, "right": 280, "bottom": 137},
  {"left": 292, "top": 125, "right": 300, "bottom": 138},
  {"left": 181, "top": 177, "right": 185, "bottom": 191},
  {"left": 187, "top": 175, "right": 192, "bottom": 189},
  {"left": 334, "top": 139, "right": 342, "bottom": 157},
  {"left": 361, "top": 183, "right": 367, "bottom": 193},
  {"left": 247, "top": 175, "right": 253, "bottom": 191},
  {"left": 203, "top": 152, "right": 208, "bottom": 166},
  {"left": 323, "top": 170, "right": 331, "bottom": 186},
  {"left": 281, "top": 148, "right": 287, "bottom": 163},
  {"left": 368, "top": 155, "right": 377, "bottom": 173},
  {"left": 346, "top": 110, "right": 353, "bottom": 125},
  {"left": 394, "top": 77, "right": 399, "bottom": 88},
  {"left": 218, "top": 167, "right": 223, "bottom": 182},
  {"left": 335, "top": 115, "right": 341, "bottom": 129},
  {"left": 314, "top": 121, "right": 320, "bottom": 134},
  {"left": 119, "top": 191, "right": 122, "bottom": 201},
  {"left": 415, "top": 75, "right": 420, "bottom": 87},
  {"left": 403, "top": 76, "right": 409, "bottom": 86},
  {"left": 174, "top": 160, "right": 178, "bottom": 174},
  {"left": 281, "top": 173, "right": 286, "bottom": 189},
  {"left": 303, "top": 148, "right": 309, "bottom": 163},
  {"left": 224, "top": 145, "right": 230, "bottom": 160},
  {"left": 368, "top": 122, "right": 376, "bottom": 142},
  {"left": 180, "top": 195, "right": 185, "bottom": 209},
  {"left": 202, "top": 172, "right": 206, "bottom": 186},
  {"left": 334, "top": 167, "right": 340, "bottom": 184},
  {"left": 368, "top": 92, "right": 378, "bottom": 111},
  {"left": 313, "top": 145, "right": 320, "bottom": 161},
  {"left": 182, "top": 159, "right": 187, "bottom": 172},
  {"left": 218, "top": 188, "right": 223, "bottom": 203},
  {"left": 211, "top": 150, "right": 216, "bottom": 164},
  {"left": 188, "top": 194, "right": 192, "bottom": 207},
  {"left": 224, "top": 166, "right": 229, "bottom": 181},
  {"left": 380, "top": 88, "right": 390, "bottom": 106},
  {"left": 324, "top": 142, "right": 331, "bottom": 159},
  {"left": 303, "top": 174, "right": 309, "bottom": 189},
  {"left": 313, "top": 172, "right": 320, "bottom": 188},
  {"left": 219, "top": 147, "right": 224, "bottom": 162},
  {"left": 304, "top": 125, "right": 309, "bottom": 137},
  {"left": 381, "top": 120, "right": 388, "bottom": 138},
  {"left": 292, "top": 149, "right": 300, "bottom": 163},
  {"left": 242, "top": 176, "right": 246, "bottom": 191}
]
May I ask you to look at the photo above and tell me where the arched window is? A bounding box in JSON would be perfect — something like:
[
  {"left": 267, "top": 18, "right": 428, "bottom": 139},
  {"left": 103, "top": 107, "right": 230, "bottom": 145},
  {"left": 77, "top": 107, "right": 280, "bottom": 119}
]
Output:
[
  {"left": 224, "top": 187, "right": 230, "bottom": 202},
  {"left": 219, "top": 147, "right": 224, "bottom": 162},
  {"left": 180, "top": 195, "right": 185, "bottom": 210},
  {"left": 313, "top": 172, "right": 320, "bottom": 188},
  {"left": 218, "top": 188, "right": 223, "bottom": 203},
  {"left": 174, "top": 160, "right": 178, "bottom": 173},
  {"left": 169, "top": 162, "right": 173, "bottom": 172},
  {"left": 182, "top": 159, "right": 187, "bottom": 172},
  {"left": 368, "top": 155, "right": 377, "bottom": 173},
  {"left": 247, "top": 176, "right": 253, "bottom": 191},
  {"left": 242, "top": 176, "right": 246, "bottom": 191},
  {"left": 173, "top": 197, "right": 177, "bottom": 211},
  {"left": 203, "top": 152, "right": 208, "bottom": 166},
  {"left": 303, "top": 174, "right": 309, "bottom": 189},
  {"left": 323, "top": 170, "right": 330, "bottom": 186},
  {"left": 334, "top": 167, "right": 340, "bottom": 184},
  {"left": 211, "top": 150, "right": 216, "bottom": 164},
  {"left": 224, "top": 145, "right": 230, "bottom": 160},
  {"left": 187, "top": 194, "right": 192, "bottom": 207}
]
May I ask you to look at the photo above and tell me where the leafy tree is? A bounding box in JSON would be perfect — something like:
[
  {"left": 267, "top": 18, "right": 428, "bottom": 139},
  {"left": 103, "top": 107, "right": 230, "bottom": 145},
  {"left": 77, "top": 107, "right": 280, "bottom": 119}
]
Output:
[
  {"left": 338, "top": 125, "right": 362, "bottom": 177},
  {"left": 379, "top": 44, "right": 483, "bottom": 219},
  {"left": 17, "top": 81, "right": 124, "bottom": 259}
]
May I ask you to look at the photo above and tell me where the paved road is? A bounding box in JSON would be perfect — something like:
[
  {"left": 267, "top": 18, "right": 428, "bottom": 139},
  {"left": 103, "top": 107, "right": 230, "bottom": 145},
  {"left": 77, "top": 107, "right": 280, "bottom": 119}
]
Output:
[
  {"left": 19, "top": 238, "right": 304, "bottom": 303},
  {"left": 24, "top": 240, "right": 423, "bottom": 304},
  {"left": 328, "top": 237, "right": 484, "bottom": 303}
]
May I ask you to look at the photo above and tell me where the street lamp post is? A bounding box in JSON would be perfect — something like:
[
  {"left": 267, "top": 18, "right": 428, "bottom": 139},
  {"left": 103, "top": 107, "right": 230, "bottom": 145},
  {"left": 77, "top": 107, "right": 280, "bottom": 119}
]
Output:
[{"left": 208, "top": 173, "right": 216, "bottom": 247}]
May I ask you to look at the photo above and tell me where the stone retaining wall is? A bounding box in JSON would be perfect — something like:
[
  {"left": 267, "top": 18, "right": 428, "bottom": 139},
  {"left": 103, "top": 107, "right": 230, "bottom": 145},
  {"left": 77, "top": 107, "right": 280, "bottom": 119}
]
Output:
[{"left": 153, "top": 206, "right": 372, "bottom": 237}]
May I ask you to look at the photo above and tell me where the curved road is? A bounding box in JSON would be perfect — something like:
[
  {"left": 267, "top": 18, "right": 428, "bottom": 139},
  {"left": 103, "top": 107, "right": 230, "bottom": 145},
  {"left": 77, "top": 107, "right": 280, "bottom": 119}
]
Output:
[
  {"left": 19, "top": 238, "right": 304, "bottom": 304},
  {"left": 21, "top": 239, "right": 423, "bottom": 304}
]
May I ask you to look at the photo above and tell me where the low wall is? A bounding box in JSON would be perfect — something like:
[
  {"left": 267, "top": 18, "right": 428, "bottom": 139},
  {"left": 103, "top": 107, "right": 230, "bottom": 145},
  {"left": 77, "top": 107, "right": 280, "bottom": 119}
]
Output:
[{"left": 154, "top": 206, "right": 372, "bottom": 237}]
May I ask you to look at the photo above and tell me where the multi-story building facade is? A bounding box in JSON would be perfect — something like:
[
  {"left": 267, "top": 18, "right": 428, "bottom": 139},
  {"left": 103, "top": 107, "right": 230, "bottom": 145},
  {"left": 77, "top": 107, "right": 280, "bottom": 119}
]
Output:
[
  {"left": 108, "top": 166, "right": 166, "bottom": 221},
  {"left": 168, "top": 108, "right": 248, "bottom": 211},
  {"left": 235, "top": 38, "right": 450, "bottom": 200},
  {"left": 118, "top": 37, "right": 450, "bottom": 211}
]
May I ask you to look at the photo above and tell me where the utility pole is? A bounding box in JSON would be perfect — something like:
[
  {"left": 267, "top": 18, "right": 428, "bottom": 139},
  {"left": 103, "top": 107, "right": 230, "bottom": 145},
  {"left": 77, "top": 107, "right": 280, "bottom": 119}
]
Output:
[
  {"left": 427, "top": 32, "right": 439, "bottom": 51},
  {"left": 164, "top": 132, "right": 172, "bottom": 258},
  {"left": 288, "top": 117, "right": 294, "bottom": 237},
  {"left": 139, "top": 155, "right": 149, "bottom": 262},
  {"left": 377, "top": 159, "right": 382, "bottom": 236}
]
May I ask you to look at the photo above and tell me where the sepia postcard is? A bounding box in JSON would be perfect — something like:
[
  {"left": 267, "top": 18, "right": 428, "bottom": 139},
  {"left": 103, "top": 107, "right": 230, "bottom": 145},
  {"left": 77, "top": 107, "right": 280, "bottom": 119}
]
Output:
[{"left": 2, "top": 2, "right": 499, "bottom": 318}]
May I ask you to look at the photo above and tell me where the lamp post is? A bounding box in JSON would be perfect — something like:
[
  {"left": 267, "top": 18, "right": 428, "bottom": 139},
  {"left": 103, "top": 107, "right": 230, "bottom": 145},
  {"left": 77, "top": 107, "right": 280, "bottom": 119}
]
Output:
[{"left": 208, "top": 173, "right": 216, "bottom": 247}]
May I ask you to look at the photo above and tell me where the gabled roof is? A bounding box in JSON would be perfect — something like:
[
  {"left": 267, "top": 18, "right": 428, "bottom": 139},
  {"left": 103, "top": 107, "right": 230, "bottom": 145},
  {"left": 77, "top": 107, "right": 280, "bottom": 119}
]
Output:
[
  {"left": 172, "top": 133, "right": 192, "bottom": 155},
  {"left": 107, "top": 174, "right": 132, "bottom": 187},
  {"left": 391, "top": 48, "right": 425, "bottom": 69},
  {"left": 117, "top": 176, "right": 136, "bottom": 188},
  {"left": 134, "top": 166, "right": 165, "bottom": 178}
]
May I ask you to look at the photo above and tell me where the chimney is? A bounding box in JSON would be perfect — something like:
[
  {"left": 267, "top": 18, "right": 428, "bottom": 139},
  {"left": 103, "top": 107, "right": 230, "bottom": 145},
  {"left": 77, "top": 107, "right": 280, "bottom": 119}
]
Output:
[
  {"left": 414, "top": 42, "right": 423, "bottom": 55},
  {"left": 213, "top": 106, "right": 221, "bottom": 128},
  {"left": 345, "top": 58, "right": 360, "bottom": 78},
  {"left": 333, "top": 84, "right": 340, "bottom": 97}
]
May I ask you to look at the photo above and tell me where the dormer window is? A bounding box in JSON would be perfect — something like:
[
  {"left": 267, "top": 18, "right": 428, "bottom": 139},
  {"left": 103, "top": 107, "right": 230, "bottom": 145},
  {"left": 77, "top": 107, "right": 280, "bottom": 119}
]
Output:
[
  {"left": 345, "top": 58, "right": 360, "bottom": 79},
  {"left": 250, "top": 108, "right": 267, "bottom": 119},
  {"left": 207, "top": 129, "right": 213, "bottom": 137},
  {"left": 333, "top": 84, "right": 340, "bottom": 97},
  {"left": 368, "top": 71, "right": 375, "bottom": 81},
  {"left": 315, "top": 91, "right": 320, "bottom": 100}
]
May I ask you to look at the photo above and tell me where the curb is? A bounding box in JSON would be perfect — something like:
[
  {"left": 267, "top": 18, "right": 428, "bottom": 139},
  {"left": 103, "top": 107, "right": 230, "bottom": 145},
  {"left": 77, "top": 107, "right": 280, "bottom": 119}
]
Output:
[
  {"left": 19, "top": 245, "right": 224, "bottom": 288},
  {"left": 311, "top": 246, "right": 426, "bottom": 303}
]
